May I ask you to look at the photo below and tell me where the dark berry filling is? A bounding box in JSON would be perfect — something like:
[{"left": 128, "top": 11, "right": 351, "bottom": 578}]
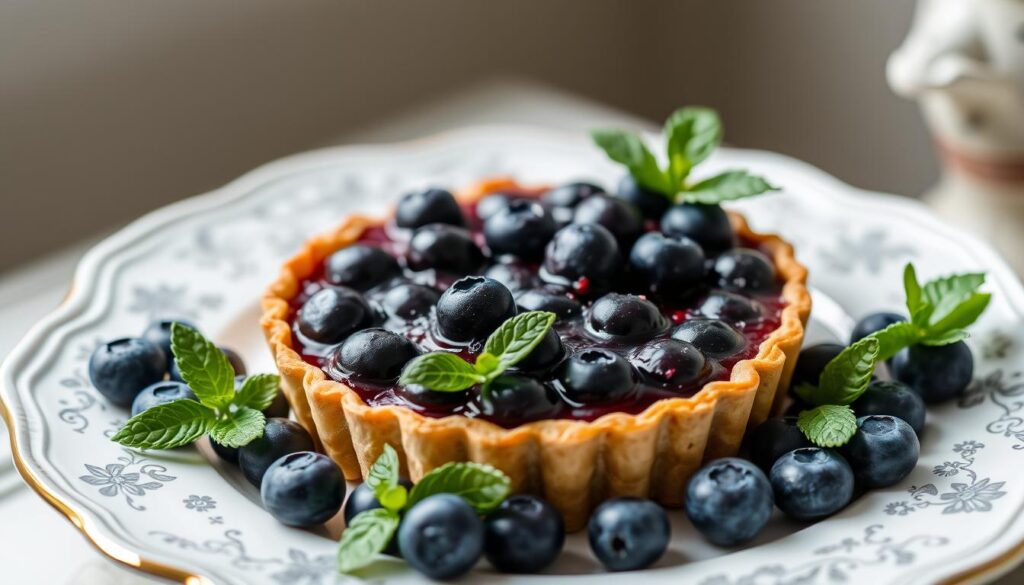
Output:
[{"left": 286, "top": 184, "right": 785, "bottom": 428}]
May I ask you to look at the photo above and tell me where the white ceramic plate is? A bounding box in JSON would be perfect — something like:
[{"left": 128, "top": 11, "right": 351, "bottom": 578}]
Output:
[{"left": 3, "top": 127, "right": 1024, "bottom": 585}]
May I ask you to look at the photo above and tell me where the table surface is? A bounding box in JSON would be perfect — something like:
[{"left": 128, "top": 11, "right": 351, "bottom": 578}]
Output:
[{"left": 0, "top": 78, "right": 1018, "bottom": 584}]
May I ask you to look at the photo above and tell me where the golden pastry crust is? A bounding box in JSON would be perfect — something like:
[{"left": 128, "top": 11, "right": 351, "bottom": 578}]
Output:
[{"left": 260, "top": 178, "right": 810, "bottom": 531}]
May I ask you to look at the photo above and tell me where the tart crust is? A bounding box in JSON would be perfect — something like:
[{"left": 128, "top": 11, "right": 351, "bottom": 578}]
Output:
[{"left": 261, "top": 178, "right": 810, "bottom": 531}]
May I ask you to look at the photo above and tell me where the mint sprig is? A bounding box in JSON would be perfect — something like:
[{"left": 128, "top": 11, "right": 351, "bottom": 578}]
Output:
[
  {"left": 111, "top": 323, "right": 279, "bottom": 450},
  {"left": 793, "top": 338, "right": 880, "bottom": 447},
  {"left": 591, "top": 105, "right": 778, "bottom": 204},
  {"left": 797, "top": 404, "right": 858, "bottom": 448},
  {"left": 337, "top": 445, "right": 513, "bottom": 574},
  {"left": 399, "top": 311, "right": 556, "bottom": 392}
]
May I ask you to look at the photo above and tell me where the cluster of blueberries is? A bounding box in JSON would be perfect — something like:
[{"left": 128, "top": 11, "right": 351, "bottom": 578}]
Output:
[{"left": 294, "top": 177, "right": 778, "bottom": 425}]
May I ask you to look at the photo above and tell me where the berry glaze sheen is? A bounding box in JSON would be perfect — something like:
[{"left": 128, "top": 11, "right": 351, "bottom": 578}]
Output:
[{"left": 286, "top": 187, "right": 784, "bottom": 428}]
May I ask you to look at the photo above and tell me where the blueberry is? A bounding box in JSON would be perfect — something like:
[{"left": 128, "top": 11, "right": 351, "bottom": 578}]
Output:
[
  {"left": 484, "top": 495, "right": 565, "bottom": 573},
  {"left": 587, "top": 293, "right": 668, "bottom": 340},
  {"left": 746, "top": 417, "right": 813, "bottom": 472},
  {"left": 852, "top": 381, "right": 926, "bottom": 435},
  {"left": 88, "top": 338, "right": 168, "bottom": 407},
  {"left": 261, "top": 452, "right": 345, "bottom": 527},
  {"left": 713, "top": 249, "right": 776, "bottom": 293},
  {"left": 296, "top": 287, "right": 374, "bottom": 345},
  {"left": 615, "top": 174, "right": 671, "bottom": 220},
  {"left": 211, "top": 438, "right": 240, "bottom": 464},
  {"left": 435, "top": 276, "right": 517, "bottom": 343},
  {"left": 697, "top": 291, "right": 765, "bottom": 324},
  {"left": 515, "top": 288, "right": 582, "bottom": 322},
  {"left": 843, "top": 415, "right": 920, "bottom": 488},
  {"left": 171, "top": 345, "right": 246, "bottom": 382},
  {"left": 541, "top": 181, "right": 603, "bottom": 209},
  {"left": 558, "top": 349, "right": 635, "bottom": 403},
  {"left": 588, "top": 497, "right": 670, "bottom": 571},
  {"left": 479, "top": 375, "right": 562, "bottom": 425},
  {"left": 541, "top": 223, "right": 621, "bottom": 294},
  {"left": 395, "top": 188, "right": 464, "bottom": 229},
  {"left": 334, "top": 328, "right": 420, "bottom": 382},
  {"left": 661, "top": 203, "right": 735, "bottom": 254},
  {"left": 791, "top": 343, "right": 845, "bottom": 388},
  {"left": 374, "top": 282, "right": 439, "bottom": 321},
  {"left": 572, "top": 194, "right": 643, "bottom": 246},
  {"left": 511, "top": 328, "right": 565, "bottom": 374},
  {"left": 629, "top": 232, "right": 707, "bottom": 296},
  {"left": 398, "top": 383, "right": 471, "bottom": 409},
  {"left": 891, "top": 341, "right": 974, "bottom": 403},
  {"left": 325, "top": 245, "right": 402, "bottom": 291},
  {"left": 484, "top": 262, "right": 538, "bottom": 294},
  {"left": 344, "top": 480, "right": 413, "bottom": 555},
  {"left": 238, "top": 418, "right": 316, "bottom": 487},
  {"left": 770, "top": 448, "right": 854, "bottom": 521},
  {"left": 141, "top": 318, "right": 198, "bottom": 364},
  {"left": 685, "top": 458, "right": 774, "bottom": 546},
  {"left": 398, "top": 494, "right": 484, "bottom": 580},
  {"left": 630, "top": 339, "right": 706, "bottom": 388},
  {"left": 672, "top": 318, "right": 747, "bottom": 360},
  {"left": 130, "top": 381, "right": 197, "bottom": 417},
  {"left": 484, "top": 200, "right": 557, "bottom": 261},
  {"left": 262, "top": 390, "right": 291, "bottom": 419},
  {"left": 407, "top": 224, "right": 486, "bottom": 274},
  {"left": 476, "top": 193, "right": 515, "bottom": 221},
  {"left": 850, "top": 312, "right": 906, "bottom": 344}
]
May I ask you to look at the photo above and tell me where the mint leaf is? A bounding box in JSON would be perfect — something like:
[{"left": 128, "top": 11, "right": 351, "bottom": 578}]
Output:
[
  {"left": 474, "top": 353, "right": 500, "bottom": 377},
  {"left": 170, "top": 323, "right": 235, "bottom": 409},
  {"left": 591, "top": 130, "right": 671, "bottom": 195},
  {"left": 399, "top": 353, "right": 484, "bottom": 392},
  {"left": 681, "top": 170, "right": 778, "bottom": 204},
  {"left": 337, "top": 509, "right": 400, "bottom": 574},
  {"left": 209, "top": 407, "right": 265, "bottom": 448},
  {"left": 871, "top": 321, "right": 923, "bottom": 361},
  {"left": 664, "top": 107, "right": 722, "bottom": 188},
  {"left": 407, "top": 462, "right": 511, "bottom": 514},
  {"left": 233, "top": 373, "right": 281, "bottom": 411},
  {"left": 921, "top": 328, "right": 970, "bottom": 346},
  {"left": 804, "top": 337, "right": 879, "bottom": 406},
  {"left": 926, "top": 292, "right": 990, "bottom": 337},
  {"left": 797, "top": 404, "right": 858, "bottom": 448},
  {"left": 111, "top": 399, "right": 216, "bottom": 449},
  {"left": 903, "top": 264, "right": 930, "bottom": 327},
  {"left": 366, "top": 444, "right": 401, "bottom": 506},
  {"left": 483, "top": 311, "right": 557, "bottom": 375},
  {"left": 922, "top": 272, "right": 985, "bottom": 326}
]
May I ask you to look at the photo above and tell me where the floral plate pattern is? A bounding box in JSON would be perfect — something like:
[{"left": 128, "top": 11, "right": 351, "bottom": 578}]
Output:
[{"left": 2, "top": 127, "right": 1024, "bottom": 584}]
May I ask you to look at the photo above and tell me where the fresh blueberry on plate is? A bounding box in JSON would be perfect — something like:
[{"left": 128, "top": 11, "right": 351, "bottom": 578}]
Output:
[
  {"left": 891, "top": 341, "right": 974, "bottom": 403},
  {"left": 515, "top": 288, "right": 582, "bottom": 322},
  {"left": 630, "top": 338, "right": 706, "bottom": 388},
  {"left": 296, "top": 287, "right": 375, "bottom": 345},
  {"left": 661, "top": 203, "right": 735, "bottom": 254},
  {"left": 557, "top": 349, "right": 635, "bottom": 404},
  {"left": 850, "top": 311, "right": 906, "bottom": 344},
  {"left": 395, "top": 187, "right": 464, "bottom": 229},
  {"left": 843, "top": 415, "right": 920, "bottom": 488},
  {"left": 325, "top": 245, "right": 402, "bottom": 291},
  {"left": 629, "top": 232, "right": 706, "bottom": 296},
  {"left": 334, "top": 328, "right": 420, "bottom": 382},
  {"left": 261, "top": 452, "right": 345, "bottom": 527},
  {"left": 685, "top": 458, "right": 774, "bottom": 546},
  {"left": 572, "top": 194, "right": 643, "bottom": 246},
  {"left": 88, "top": 338, "right": 168, "bottom": 407},
  {"left": 435, "top": 276, "right": 517, "bottom": 343},
  {"left": 852, "top": 380, "right": 926, "bottom": 435},
  {"left": 343, "top": 479, "right": 413, "bottom": 555},
  {"left": 746, "top": 416, "right": 812, "bottom": 472},
  {"left": 790, "top": 343, "right": 845, "bottom": 388},
  {"left": 615, "top": 174, "right": 671, "bottom": 220},
  {"left": 587, "top": 293, "right": 668, "bottom": 340},
  {"left": 713, "top": 249, "right": 776, "bottom": 293},
  {"left": 484, "top": 495, "right": 565, "bottom": 574},
  {"left": 671, "top": 318, "right": 747, "bottom": 360},
  {"left": 770, "top": 448, "right": 854, "bottom": 521},
  {"left": 373, "top": 282, "right": 440, "bottom": 321},
  {"left": 141, "top": 318, "right": 197, "bottom": 364},
  {"left": 478, "top": 375, "right": 562, "bottom": 424},
  {"left": 406, "top": 224, "right": 486, "bottom": 274},
  {"left": 588, "top": 497, "right": 670, "bottom": 571},
  {"left": 484, "top": 199, "right": 557, "bottom": 262},
  {"left": 541, "top": 223, "right": 621, "bottom": 294},
  {"left": 398, "top": 494, "right": 484, "bottom": 580},
  {"left": 130, "top": 381, "right": 197, "bottom": 417},
  {"left": 238, "top": 418, "right": 316, "bottom": 487},
  {"left": 211, "top": 438, "right": 241, "bottom": 464}
]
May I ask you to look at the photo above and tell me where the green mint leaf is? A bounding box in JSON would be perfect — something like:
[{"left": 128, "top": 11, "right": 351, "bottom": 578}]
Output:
[
  {"left": 111, "top": 399, "right": 216, "bottom": 449},
  {"left": 474, "top": 353, "right": 500, "bottom": 377},
  {"left": 483, "top": 311, "right": 557, "bottom": 375},
  {"left": 209, "top": 407, "right": 265, "bottom": 448},
  {"left": 870, "top": 321, "right": 923, "bottom": 361},
  {"left": 379, "top": 485, "right": 408, "bottom": 511},
  {"left": 903, "top": 264, "right": 931, "bottom": 327},
  {"left": 921, "top": 328, "right": 970, "bottom": 346},
  {"left": 233, "top": 373, "right": 281, "bottom": 411},
  {"left": 797, "top": 404, "right": 858, "bottom": 448},
  {"left": 923, "top": 272, "right": 986, "bottom": 326},
  {"left": 399, "top": 352, "right": 484, "bottom": 392},
  {"left": 680, "top": 170, "right": 778, "bottom": 204},
  {"left": 806, "top": 337, "right": 879, "bottom": 406},
  {"left": 590, "top": 129, "right": 671, "bottom": 195},
  {"left": 407, "top": 461, "right": 511, "bottom": 514},
  {"left": 366, "top": 444, "right": 402, "bottom": 508},
  {"left": 170, "top": 323, "right": 235, "bottom": 409},
  {"left": 926, "top": 292, "right": 991, "bottom": 338},
  {"left": 664, "top": 106, "right": 722, "bottom": 187},
  {"left": 337, "top": 508, "right": 400, "bottom": 574}
]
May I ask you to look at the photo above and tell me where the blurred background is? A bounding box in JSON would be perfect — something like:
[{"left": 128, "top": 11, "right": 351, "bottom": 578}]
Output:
[{"left": 1, "top": 0, "right": 940, "bottom": 276}]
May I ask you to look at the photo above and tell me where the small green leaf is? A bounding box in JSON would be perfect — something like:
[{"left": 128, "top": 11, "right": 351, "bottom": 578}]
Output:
[
  {"left": 903, "top": 264, "right": 931, "bottom": 327},
  {"left": 922, "top": 272, "right": 986, "bottom": 326},
  {"left": 111, "top": 399, "right": 216, "bottom": 449},
  {"left": 337, "top": 509, "right": 400, "bottom": 574},
  {"left": 870, "top": 321, "right": 923, "bottom": 361},
  {"left": 921, "top": 328, "right": 970, "bottom": 346},
  {"left": 366, "top": 444, "right": 401, "bottom": 508},
  {"left": 590, "top": 130, "right": 671, "bottom": 195},
  {"left": 399, "top": 353, "right": 484, "bottom": 392},
  {"left": 483, "top": 311, "right": 557, "bottom": 375},
  {"left": 170, "top": 323, "right": 235, "bottom": 409},
  {"left": 664, "top": 106, "right": 722, "bottom": 187},
  {"left": 806, "top": 337, "right": 879, "bottom": 406},
  {"left": 926, "top": 293, "right": 991, "bottom": 338},
  {"left": 209, "top": 407, "right": 265, "bottom": 448},
  {"left": 407, "top": 462, "right": 511, "bottom": 514},
  {"left": 233, "top": 373, "right": 281, "bottom": 411},
  {"left": 797, "top": 404, "right": 858, "bottom": 448},
  {"left": 474, "top": 353, "right": 500, "bottom": 376},
  {"left": 681, "top": 170, "right": 778, "bottom": 204},
  {"left": 379, "top": 485, "right": 408, "bottom": 511}
]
